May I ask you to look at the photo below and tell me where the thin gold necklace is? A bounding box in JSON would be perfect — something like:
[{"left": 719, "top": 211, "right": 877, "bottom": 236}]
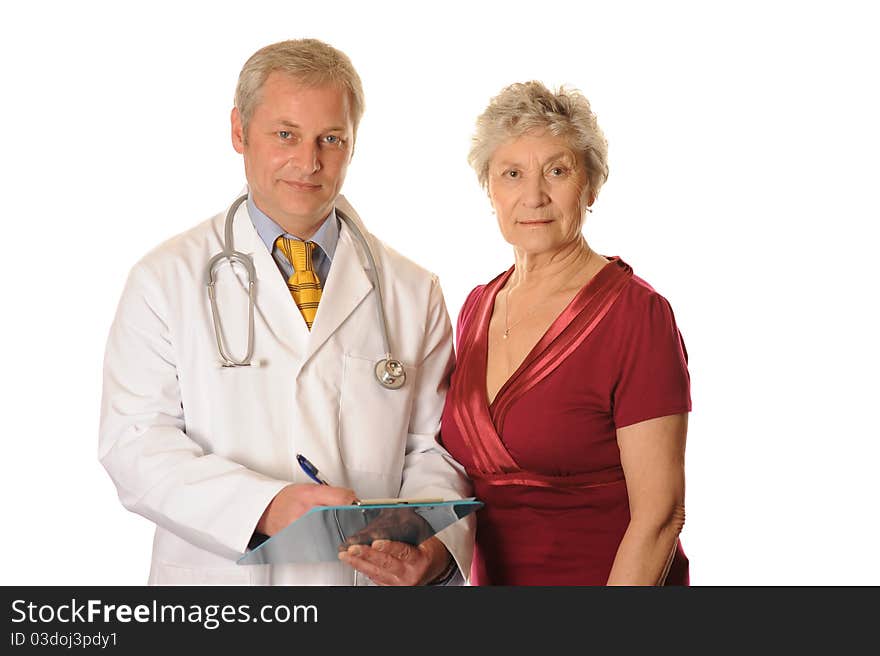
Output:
[{"left": 502, "top": 250, "right": 593, "bottom": 339}]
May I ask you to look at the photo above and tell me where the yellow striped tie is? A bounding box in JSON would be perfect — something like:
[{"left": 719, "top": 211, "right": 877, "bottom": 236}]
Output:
[{"left": 275, "top": 237, "right": 323, "bottom": 330}]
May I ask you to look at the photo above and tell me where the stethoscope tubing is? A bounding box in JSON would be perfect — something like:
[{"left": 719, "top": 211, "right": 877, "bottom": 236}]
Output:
[{"left": 207, "top": 193, "right": 406, "bottom": 389}]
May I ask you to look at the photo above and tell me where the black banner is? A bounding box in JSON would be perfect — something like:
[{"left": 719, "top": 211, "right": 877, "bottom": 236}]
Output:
[{"left": 1, "top": 586, "right": 873, "bottom": 651}]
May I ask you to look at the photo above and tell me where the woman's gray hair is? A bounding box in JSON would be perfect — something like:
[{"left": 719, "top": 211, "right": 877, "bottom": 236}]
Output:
[
  {"left": 234, "top": 38, "right": 365, "bottom": 142},
  {"left": 468, "top": 81, "right": 609, "bottom": 200}
]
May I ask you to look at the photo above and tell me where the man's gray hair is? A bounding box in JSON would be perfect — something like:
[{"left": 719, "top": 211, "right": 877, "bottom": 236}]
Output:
[
  {"left": 468, "top": 81, "right": 609, "bottom": 200},
  {"left": 235, "top": 38, "right": 365, "bottom": 141}
]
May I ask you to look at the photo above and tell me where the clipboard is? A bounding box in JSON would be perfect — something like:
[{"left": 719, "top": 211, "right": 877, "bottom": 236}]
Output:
[{"left": 237, "top": 498, "right": 482, "bottom": 565}]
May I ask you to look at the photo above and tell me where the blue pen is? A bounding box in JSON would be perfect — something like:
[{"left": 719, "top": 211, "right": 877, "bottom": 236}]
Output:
[{"left": 296, "top": 454, "right": 329, "bottom": 486}]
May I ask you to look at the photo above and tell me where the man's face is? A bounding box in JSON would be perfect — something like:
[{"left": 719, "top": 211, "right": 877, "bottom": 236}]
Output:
[{"left": 232, "top": 71, "right": 354, "bottom": 238}]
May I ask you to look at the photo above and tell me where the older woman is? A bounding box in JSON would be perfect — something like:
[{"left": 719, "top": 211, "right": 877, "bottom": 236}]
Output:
[{"left": 440, "top": 82, "right": 691, "bottom": 585}]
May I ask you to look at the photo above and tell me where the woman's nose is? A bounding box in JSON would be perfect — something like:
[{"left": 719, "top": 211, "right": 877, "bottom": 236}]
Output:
[{"left": 522, "top": 175, "right": 550, "bottom": 207}]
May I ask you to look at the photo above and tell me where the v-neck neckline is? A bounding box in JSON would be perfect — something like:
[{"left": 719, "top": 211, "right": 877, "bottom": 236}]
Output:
[{"left": 484, "top": 257, "right": 621, "bottom": 410}]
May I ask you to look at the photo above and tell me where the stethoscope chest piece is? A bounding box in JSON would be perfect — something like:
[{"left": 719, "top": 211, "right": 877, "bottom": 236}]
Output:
[{"left": 375, "top": 358, "right": 406, "bottom": 390}]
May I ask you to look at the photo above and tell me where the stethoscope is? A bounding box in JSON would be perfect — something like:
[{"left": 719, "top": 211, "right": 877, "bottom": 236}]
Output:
[{"left": 206, "top": 193, "right": 407, "bottom": 390}]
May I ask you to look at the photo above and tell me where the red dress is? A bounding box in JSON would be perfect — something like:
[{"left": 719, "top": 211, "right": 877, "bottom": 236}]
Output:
[{"left": 440, "top": 258, "right": 692, "bottom": 585}]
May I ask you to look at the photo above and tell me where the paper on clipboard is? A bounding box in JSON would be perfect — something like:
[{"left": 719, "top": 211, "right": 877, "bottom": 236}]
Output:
[
  {"left": 237, "top": 498, "right": 482, "bottom": 565},
  {"left": 354, "top": 497, "right": 444, "bottom": 506}
]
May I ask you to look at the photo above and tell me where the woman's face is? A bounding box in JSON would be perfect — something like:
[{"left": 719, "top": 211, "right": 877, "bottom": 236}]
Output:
[{"left": 487, "top": 131, "right": 591, "bottom": 256}]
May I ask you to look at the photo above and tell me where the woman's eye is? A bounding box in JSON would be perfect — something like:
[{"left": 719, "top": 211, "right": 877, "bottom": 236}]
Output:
[
  {"left": 324, "top": 135, "right": 339, "bottom": 144},
  {"left": 278, "top": 131, "right": 292, "bottom": 139},
  {"left": 505, "top": 170, "right": 520, "bottom": 179},
  {"left": 549, "top": 167, "right": 566, "bottom": 177}
]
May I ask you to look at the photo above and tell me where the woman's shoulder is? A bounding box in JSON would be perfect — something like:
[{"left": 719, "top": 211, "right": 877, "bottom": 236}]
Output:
[
  {"left": 455, "top": 270, "right": 510, "bottom": 344},
  {"left": 625, "top": 273, "right": 666, "bottom": 307},
  {"left": 607, "top": 257, "right": 674, "bottom": 311},
  {"left": 604, "top": 258, "right": 683, "bottom": 335},
  {"left": 461, "top": 282, "right": 488, "bottom": 311}
]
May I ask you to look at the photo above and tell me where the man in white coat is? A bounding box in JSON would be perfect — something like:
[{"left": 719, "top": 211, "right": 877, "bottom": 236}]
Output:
[{"left": 99, "top": 39, "right": 474, "bottom": 585}]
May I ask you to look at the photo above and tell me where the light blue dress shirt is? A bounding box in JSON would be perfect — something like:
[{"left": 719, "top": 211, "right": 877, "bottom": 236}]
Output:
[{"left": 247, "top": 196, "right": 339, "bottom": 285}]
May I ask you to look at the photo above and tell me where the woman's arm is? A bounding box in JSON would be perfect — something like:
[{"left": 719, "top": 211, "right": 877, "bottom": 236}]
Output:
[{"left": 606, "top": 413, "right": 688, "bottom": 585}]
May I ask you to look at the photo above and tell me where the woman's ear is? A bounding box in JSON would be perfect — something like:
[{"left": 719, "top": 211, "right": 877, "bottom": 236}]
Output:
[{"left": 580, "top": 182, "right": 596, "bottom": 213}]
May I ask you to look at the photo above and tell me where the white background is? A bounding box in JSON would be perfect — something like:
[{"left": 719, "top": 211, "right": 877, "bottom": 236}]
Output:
[{"left": 1, "top": 0, "right": 877, "bottom": 585}]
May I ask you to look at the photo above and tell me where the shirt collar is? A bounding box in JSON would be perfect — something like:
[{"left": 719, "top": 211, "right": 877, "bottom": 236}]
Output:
[{"left": 247, "top": 195, "right": 339, "bottom": 262}]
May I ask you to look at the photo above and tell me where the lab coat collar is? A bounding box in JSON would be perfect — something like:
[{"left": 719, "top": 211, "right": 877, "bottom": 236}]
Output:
[
  {"left": 302, "top": 196, "right": 373, "bottom": 367},
  {"left": 223, "top": 189, "right": 374, "bottom": 369}
]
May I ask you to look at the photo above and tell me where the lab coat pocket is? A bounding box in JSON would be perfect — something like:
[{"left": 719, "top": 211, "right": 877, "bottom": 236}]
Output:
[
  {"left": 150, "top": 562, "right": 253, "bottom": 586},
  {"left": 338, "top": 353, "right": 418, "bottom": 476}
]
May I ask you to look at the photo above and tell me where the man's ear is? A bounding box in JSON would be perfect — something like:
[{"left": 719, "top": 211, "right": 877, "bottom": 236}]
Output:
[{"left": 231, "top": 107, "right": 245, "bottom": 154}]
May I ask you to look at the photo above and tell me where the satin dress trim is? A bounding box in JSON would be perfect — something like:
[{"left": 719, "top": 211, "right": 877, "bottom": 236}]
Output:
[{"left": 447, "top": 257, "right": 633, "bottom": 489}]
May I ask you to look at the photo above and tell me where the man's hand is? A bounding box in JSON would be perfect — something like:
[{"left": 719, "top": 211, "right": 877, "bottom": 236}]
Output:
[
  {"left": 256, "top": 484, "right": 357, "bottom": 536},
  {"left": 339, "top": 507, "right": 434, "bottom": 548},
  {"left": 337, "top": 536, "right": 452, "bottom": 586}
]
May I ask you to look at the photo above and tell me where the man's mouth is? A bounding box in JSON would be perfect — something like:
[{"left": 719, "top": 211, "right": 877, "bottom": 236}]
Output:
[{"left": 282, "top": 180, "right": 322, "bottom": 191}]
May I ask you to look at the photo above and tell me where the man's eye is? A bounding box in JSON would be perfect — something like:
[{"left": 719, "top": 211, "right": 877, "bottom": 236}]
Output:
[
  {"left": 505, "top": 170, "right": 520, "bottom": 179},
  {"left": 278, "top": 131, "right": 292, "bottom": 139},
  {"left": 324, "top": 135, "right": 339, "bottom": 144},
  {"left": 549, "top": 167, "right": 566, "bottom": 177}
]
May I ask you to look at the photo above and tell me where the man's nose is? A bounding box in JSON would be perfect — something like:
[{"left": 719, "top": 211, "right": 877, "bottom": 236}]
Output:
[{"left": 291, "top": 142, "right": 321, "bottom": 174}]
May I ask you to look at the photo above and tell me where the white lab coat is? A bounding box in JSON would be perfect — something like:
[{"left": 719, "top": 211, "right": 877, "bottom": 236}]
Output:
[{"left": 99, "top": 193, "right": 474, "bottom": 585}]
